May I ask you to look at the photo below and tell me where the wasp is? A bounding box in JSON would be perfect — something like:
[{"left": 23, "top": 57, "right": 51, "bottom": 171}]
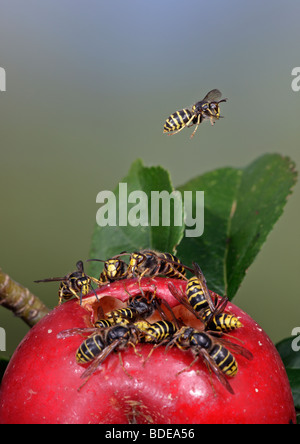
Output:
[
  {"left": 135, "top": 319, "right": 178, "bottom": 365},
  {"left": 168, "top": 262, "right": 242, "bottom": 333},
  {"left": 95, "top": 293, "right": 156, "bottom": 329},
  {"left": 166, "top": 326, "right": 253, "bottom": 394},
  {"left": 114, "top": 250, "right": 187, "bottom": 281},
  {"left": 58, "top": 323, "right": 145, "bottom": 389},
  {"left": 76, "top": 324, "right": 141, "bottom": 371},
  {"left": 163, "top": 89, "right": 227, "bottom": 139},
  {"left": 95, "top": 291, "right": 177, "bottom": 331},
  {"left": 137, "top": 319, "right": 177, "bottom": 345},
  {"left": 87, "top": 258, "right": 128, "bottom": 284},
  {"left": 34, "top": 260, "right": 100, "bottom": 305}
]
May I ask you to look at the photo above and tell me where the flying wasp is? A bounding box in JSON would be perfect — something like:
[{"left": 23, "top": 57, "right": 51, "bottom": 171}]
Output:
[
  {"left": 163, "top": 89, "right": 227, "bottom": 139},
  {"left": 113, "top": 250, "right": 187, "bottom": 281},
  {"left": 166, "top": 326, "right": 253, "bottom": 395},
  {"left": 34, "top": 260, "right": 100, "bottom": 305},
  {"left": 168, "top": 262, "right": 242, "bottom": 333}
]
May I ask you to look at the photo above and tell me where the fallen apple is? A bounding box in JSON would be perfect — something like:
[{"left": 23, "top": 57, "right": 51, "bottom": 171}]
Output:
[{"left": 0, "top": 278, "right": 296, "bottom": 424}]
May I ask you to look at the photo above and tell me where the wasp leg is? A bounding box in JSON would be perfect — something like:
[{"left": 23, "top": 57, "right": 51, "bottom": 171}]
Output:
[
  {"left": 130, "top": 341, "right": 143, "bottom": 359},
  {"left": 58, "top": 291, "right": 64, "bottom": 306},
  {"left": 190, "top": 114, "right": 202, "bottom": 139},
  {"left": 63, "top": 287, "right": 81, "bottom": 304},
  {"left": 209, "top": 116, "right": 217, "bottom": 126},
  {"left": 119, "top": 343, "right": 142, "bottom": 379},
  {"left": 167, "top": 115, "right": 195, "bottom": 136},
  {"left": 142, "top": 344, "right": 158, "bottom": 367},
  {"left": 176, "top": 355, "right": 200, "bottom": 376},
  {"left": 118, "top": 352, "right": 133, "bottom": 379},
  {"left": 136, "top": 266, "right": 160, "bottom": 288},
  {"left": 172, "top": 268, "right": 188, "bottom": 281},
  {"left": 143, "top": 338, "right": 171, "bottom": 367}
]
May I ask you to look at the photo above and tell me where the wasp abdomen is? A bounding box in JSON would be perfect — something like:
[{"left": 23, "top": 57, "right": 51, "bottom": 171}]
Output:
[
  {"left": 159, "top": 253, "right": 186, "bottom": 279},
  {"left": 186, "top": 277, "right": 209, "bottom": 311},
  {"left": 164, "top": 109, "right": 193, "bottom": 133},
  {"left": 95, "top": 308, "right": 138, "bottom": 329},
  {"left": 76, "top": 335, "right": 105, "bottom": 364},
  {"left": 143, "top": 320, "right": 177, "bottom": 343},
  {"left": 202, "top": 308, "right": 243, "bottom": 332},
  {"left": 95, "top": 318, "right": 113, "bottom": 329},
  {"left": 210, "top": 344, "right": 238, "bottom": 377},
  {"left": 107, "top": 308, "right": 137, "bottom": 322}
]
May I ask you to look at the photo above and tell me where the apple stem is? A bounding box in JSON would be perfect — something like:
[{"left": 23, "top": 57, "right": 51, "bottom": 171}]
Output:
[{"left": 0, "top": 268, "right": 50, "bottom": 327}]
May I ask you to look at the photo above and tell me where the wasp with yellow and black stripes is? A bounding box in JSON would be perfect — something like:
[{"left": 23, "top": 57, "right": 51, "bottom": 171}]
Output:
[
  {"left": 113, "top": 249, "right": 187, "bottom": 281},
  {"left": 87, "top": 258, "right": 128, "bottom": 285},
  {"left": 95, "top": 290, "right": 178, "bottom": 334},
  {"left": 95, "top": 293, "right": 157, "bottom": 329},
  {"left": 58, "top": 322, "right": 144, "bottom": 389},
  {"left": 75, "top": 324, "right": 140, "bottom": 368},
  {"left": 58, "top": 319, "right": 176, "bottom": 372},
  {"left": 163, "top": 89, "right": 227, "bottom": 139},
  {"left": 138, "top": 319, "right": 178, "bottom": 345},
  {"left": 166, "top": 326, "right": 253, "bottom": 394},
  {"left": 168, "top": 262, "right": 242, "bottom": 333},
  {"left": 34, "top": 260, "right": 100, "bottom": 305},
  {"left": 135, "top": 319, "right": 178, "bottom": 365}
]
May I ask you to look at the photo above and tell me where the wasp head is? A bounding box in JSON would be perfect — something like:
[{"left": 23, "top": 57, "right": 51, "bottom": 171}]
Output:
[
  {"left": 129, "top": 252, "right": 145, "bottom": 276},
  {"left": 76, "top": 276, "right": 91, "bottom": 296},
  {"left": 105, "top": 259, "right": 122, "bottom": 279}
]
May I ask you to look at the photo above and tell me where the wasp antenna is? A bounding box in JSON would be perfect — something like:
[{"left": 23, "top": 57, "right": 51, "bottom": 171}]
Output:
[
  {"left": 34, "top": 277, "right": 65, "bottom": 283},
  {"left": 175, "top": 262, "right": 194, "bottom": 273},
  {"left": 86, "top": 259, "right": 106, "bottom": 263},
  {"left": 111, "top": 252, "right": 131, "bottom": 258},
  {"left": 89, "top": 283, "right": 100, "bottom": 302}
]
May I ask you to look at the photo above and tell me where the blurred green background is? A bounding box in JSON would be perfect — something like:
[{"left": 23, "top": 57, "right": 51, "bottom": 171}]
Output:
[{"left": 0, "top": 0, "right": 299, "bottom": 356}]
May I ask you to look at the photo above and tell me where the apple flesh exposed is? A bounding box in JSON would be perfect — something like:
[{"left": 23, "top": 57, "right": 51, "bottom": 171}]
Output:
[{"left": 0, "top": 278, "right": 296, "bottom": 424}]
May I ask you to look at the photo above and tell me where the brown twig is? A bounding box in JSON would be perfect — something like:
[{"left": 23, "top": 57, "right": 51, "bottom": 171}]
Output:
[{"left": 0, "top": 268, "right": 50, "bottom": 328}]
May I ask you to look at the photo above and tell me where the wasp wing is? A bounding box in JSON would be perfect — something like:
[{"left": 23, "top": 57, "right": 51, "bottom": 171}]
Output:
[
  {"left": 80, "top": 339, "right": 120, "bottom": 379},
  {"left": 199, "top": 348, "right": 235, "bottom": 395},
  {"left": 192, "top": 263, "right": 218, "bottom": 313},
  {"left": 201, "top": 89, "right": 222, "bottom": 102},
  {"left": 212, "top": 336, "right": 253, "bottom": 361},
  {"left": 57, "top": 327, "right": 98, "bottom": 339},
  {"left": 168, "top": 282, "right": 204, "bottom": 323}
]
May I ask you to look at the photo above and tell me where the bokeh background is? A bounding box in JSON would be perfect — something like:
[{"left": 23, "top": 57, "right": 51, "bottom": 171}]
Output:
[{"left": 0, "top": 0, "right": 299, "bottom": 356}]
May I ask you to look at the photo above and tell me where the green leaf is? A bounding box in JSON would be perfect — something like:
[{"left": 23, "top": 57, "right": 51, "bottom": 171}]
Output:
[
  {"left": 0, "top": 356, "right": 9, "bottom": 384},
  {"left": 177, "top": 154, "right": 297, "bottom": 299},
  {"left": 177, "top": 167, "right": 241, "bottom": 295},
  {"left": 276, "top": 337, "right": 300, "bottom": 409},
  {"left": 88, "top": 159, "right": 185, "bottom": 277}
]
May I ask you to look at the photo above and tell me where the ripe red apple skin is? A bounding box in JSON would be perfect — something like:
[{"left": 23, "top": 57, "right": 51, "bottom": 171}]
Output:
[{"left": 0, "top": 278, "right": 296, "bottom": 424}]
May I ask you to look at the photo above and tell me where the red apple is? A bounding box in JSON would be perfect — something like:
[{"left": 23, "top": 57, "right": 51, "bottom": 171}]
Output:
[{"left": 0, "top": 278, "right": 296, "bottom": 424}]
